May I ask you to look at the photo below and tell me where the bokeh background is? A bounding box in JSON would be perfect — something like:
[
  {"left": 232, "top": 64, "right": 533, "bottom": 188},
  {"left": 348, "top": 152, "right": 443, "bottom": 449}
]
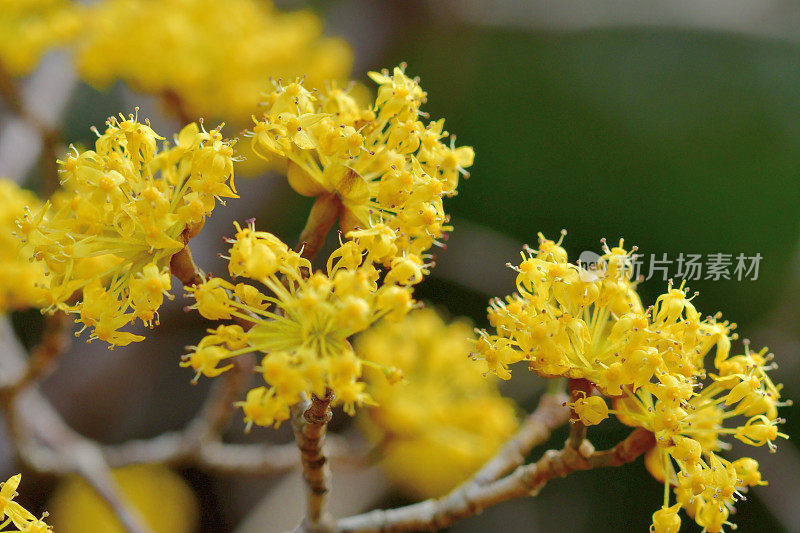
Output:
[{"left": 2, "top": 0, "right": 800, "bottom": 531}]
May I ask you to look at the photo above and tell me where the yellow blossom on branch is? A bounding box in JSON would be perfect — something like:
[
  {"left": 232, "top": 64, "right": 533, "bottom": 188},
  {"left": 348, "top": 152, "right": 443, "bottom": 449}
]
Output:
[
  {"left": 182, "top": 221, "right": 416, "bottom": 429},
  {"left": 18, "top": 113, "right": 237, "bottom": 348},
  {"left": 249, "top": 64, "right": 473, "bottom": 265},
  {"left": 478, "top": 233, "right": 788, "bottom": 532},
  {"left": 356, "top": 309, "right": 518, "bottom": 498}
]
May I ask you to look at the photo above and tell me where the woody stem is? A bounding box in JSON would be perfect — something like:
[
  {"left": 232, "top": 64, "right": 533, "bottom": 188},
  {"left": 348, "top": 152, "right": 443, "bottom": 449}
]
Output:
[
  {"left": 292, "top": 389, "right": 336, "bottom": 533},
  {"left": 297, "top": 193, "right": 342, "bottom": 262}
]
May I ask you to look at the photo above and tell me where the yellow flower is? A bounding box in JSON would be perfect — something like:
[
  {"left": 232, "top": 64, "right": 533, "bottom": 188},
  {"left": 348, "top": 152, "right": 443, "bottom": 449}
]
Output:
[
  {"left": 356, "top": 309, "right": 518, "bottom": 498},
  {"left": 0, "top": 180, "right": 47, "bottom": 313},
  {"left": 566, "top": 392, "right": 608, "bottom": 426},
  {"left": 650, "top": 503, "right": 681, "bottom": 533},
  {"left": 614, "top": 344, "right": 786, "bottom": 532},
  {"left": 75, "top": 0, "right": 351, "bottom": 128},
  {"left": 250, "top": 64, "right": 473, "bottom": 267},
  {"left": 183, "top": 221, "right": 416, "bottom": 429},
  {"left": 0, "top": 0, "right": 81, "bottom": 77},
  {"left": 0, "top": 474, "right": 50, "bottom": 531},
  {"left": 19, "top": 114, "right": 237, "bottom": 348}
]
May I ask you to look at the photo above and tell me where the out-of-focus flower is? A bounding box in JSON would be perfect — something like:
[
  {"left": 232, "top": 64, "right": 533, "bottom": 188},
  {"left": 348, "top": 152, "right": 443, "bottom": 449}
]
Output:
[
  {"left": 18, "top": 113, "right": 237, "bottom": 348},
  {"left": 49, "top": 464, "right": 198, "bottom": 533},
  {"left": 75, "top": 0, "right": 351, "bottom": 126},
  {"left": 0, "top": 180, "right": 46, "bottom": 313},
  {"left": 357, "top": 308, "right": 518, "bottom": 498},
  {"left": 0, "top": 0, "right": 81, "bottom": 77}
]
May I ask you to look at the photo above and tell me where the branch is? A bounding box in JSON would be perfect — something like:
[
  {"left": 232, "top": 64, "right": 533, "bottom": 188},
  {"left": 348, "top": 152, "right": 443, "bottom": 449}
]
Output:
[
  {"left": 336, "top": 428, "right": 655, "bottom": 533},
  {"left": 0, "top": 318, "right": 146, "bottom": 531},
  {"left": 0, "top": 58, "right": 61, "bottom": 197},
  {"left": 0, "top": 59, "right": 24, "bottom": 116},
  {"left": 0, "top": 318, "right": 150, "bottom": 532},
  {"left": 584, "top": 427, "right": 657, "bottom": 468},
  {"left": 292, "top": 389, "right": 336, "bottom": 533},
  {"left": 565, "top": 378, "right": 592, "bottom": 450},
  {"left": 101, "top": 354, "right": 254, "bottom": 467},
  {"left": 5, "top": 355, "right": 358, "bottom": 479},
  {"left": 297, "top": 194, "right": 342, "bottom": 261},
  {"left": 194, "top": 440, "right": 300, "bottom": 475},
  {"left": 170, "top": 243, "right": 205, "bottom": 288},
  {"left": 161, "top": 89, "right": 194, "bottom": 126},
  {"left": 289, "top": 194, "right": 341, "bottom": 531},
  {"left": 5, "top": 387, "right": 152, "bottom": 533},
  {"left": 195, "top": 434, "right": 362, "bottom": 476},
  {"left": 0, "top": 311, "right": 70, "bottom": 393},
  {"left": 469, "top": 390, "right": 569, "bottom": 486}
]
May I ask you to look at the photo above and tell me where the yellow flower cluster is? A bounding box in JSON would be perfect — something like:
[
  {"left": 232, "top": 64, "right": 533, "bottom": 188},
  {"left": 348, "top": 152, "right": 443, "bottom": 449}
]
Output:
[
  {"left": 19, "top": 114, "right": 237, "bottom": 347},
  {"left": 477, "top": 234, "right": 788, "bottom": 532},
  {"left": 250, "top": 64, "right": 474, "bottom": 264},
  {"left": 616, "top": 344, "right": 787, "bottom": 533},
  {"left": 0, "top": 0, "right": 81, "bottom": 77},
  {"left": 475, "top": 235, "right": 731, "bottom": 391},
  {"left": 357, "top": 309, "right": 518, "bottom": 498},
  {"left": 0, "top": 474, "right": 51, "bottom": 532},
  {"left": 75, "top": 0, "right": 352, "bottom": 124},
  {"left": 0, "top": 180, "right": 46, "bottom": 313},
  {"left": 183, "top": 221, "right": 417, "bottom": 429}
]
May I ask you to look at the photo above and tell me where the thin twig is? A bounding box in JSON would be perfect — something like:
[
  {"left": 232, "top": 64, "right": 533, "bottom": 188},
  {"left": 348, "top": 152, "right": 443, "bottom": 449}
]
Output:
[
  {"left": 4, "top": 386, "right": 152, "bottom": 533},
  {"left": 0, "top": 312, "right": 70, "bottom": 394},
  {"left": 0, "top": 58, "right": 62, "bottom": 197},
  {"left": 99, "top": 433, "right": 357, "bottom": 475},
  {"left": 470, "top": 390, "right": 569, "bottom": 486},
  {"left": 162, "top": 89, "right": 194, "bottom": 126},
  {"left": 286, "top": 193, "right": 341, "bottom": 532},
  {"left": 101, "top": 354, "right": 255, "bottom": 467},
  {"left": 195, "top": 435, "right": 363, "bottom": 476},
  {"left": 292, "top": 389, "right": 336, "bottom": 533},
  {"left": 0, "top": 319, "right": 146, "bottom": 531},
  {"left": 0, "top": 59, "right": 24, "bottom": 116},
  {"left": 336, "top": 428, "right": 656, "bottom": 533},
  {"left": 194, "top": 440, "right": 302, "bottom": 476}
]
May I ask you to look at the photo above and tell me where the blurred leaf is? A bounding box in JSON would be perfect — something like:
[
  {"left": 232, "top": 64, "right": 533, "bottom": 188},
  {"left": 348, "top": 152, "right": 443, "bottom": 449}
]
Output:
[{"left": 390, "top": 27, "right": 800, "bottom": 326}]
